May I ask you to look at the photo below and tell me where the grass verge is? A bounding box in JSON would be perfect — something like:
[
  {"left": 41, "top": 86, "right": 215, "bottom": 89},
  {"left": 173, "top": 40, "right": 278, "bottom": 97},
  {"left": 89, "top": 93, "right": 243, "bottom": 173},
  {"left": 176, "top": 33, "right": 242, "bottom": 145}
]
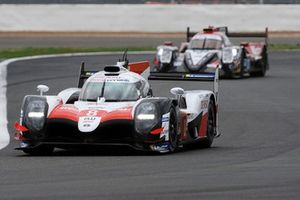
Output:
[{"left": 0, "top": 44, "right": 299, "bottom": 59}]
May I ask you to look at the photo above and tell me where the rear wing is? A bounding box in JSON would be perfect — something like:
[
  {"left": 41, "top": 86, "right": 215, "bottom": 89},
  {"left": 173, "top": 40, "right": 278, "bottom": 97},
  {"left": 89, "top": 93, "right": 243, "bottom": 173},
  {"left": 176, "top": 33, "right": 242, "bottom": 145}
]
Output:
[
  {"left": 77, "top": 61, "right": 150, "bottom": 88},
  {"left": 149, "top": 69, "right": 219, "bottom": 103},
  {"left": 186, "top": 26, "right": 268, "bottom": 45}
]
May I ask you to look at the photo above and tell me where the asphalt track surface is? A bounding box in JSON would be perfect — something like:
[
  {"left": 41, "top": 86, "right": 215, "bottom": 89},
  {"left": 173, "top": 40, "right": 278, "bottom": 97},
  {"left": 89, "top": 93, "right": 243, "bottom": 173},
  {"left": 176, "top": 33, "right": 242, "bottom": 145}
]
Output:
[
  {"left": 1, "top": 51, "right": 300, "bottom": 199},
  {"left": 0, "top": 36, "right": 298, "bottom": 49}
]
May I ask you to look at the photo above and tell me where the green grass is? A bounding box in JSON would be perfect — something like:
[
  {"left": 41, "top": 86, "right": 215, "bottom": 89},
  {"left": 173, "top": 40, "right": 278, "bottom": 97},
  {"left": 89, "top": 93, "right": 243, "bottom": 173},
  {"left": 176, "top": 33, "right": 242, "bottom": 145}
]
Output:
[
  {"left": 0, "top": 47, "right": 155, "bottom": 59},
  {"left": 269, "top": 43, "right": 300, "bottom": 50},
  {"left": 0, "top": 44, "right": 299, "bottom": 59}
]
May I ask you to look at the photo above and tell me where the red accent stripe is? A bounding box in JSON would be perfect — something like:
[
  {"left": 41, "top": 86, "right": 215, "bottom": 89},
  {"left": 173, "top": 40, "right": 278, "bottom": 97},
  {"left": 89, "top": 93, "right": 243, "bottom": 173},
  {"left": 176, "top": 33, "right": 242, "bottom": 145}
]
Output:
[
  {"left": 14, "top": 132, "right": 29, "bottom": 141},
  {"left": 198, "top": 113, "right": 208, "bottom": 138},
  {"left": 14, "top": 122, "right": 28, "bottom": 132},
  {"left": 150, "top": 127, "right": 164, "bottom": 135},
  {"left": 180, "top": 112, "right": 188, "bottom": 141},
  {"left": 128, "top": 61, "right": 149, "bottom": 75},
  {"left": 48, "top": 105, "right": 133, "bottom": 122},
  {"left": 48, "top": 105, "right": 79, "bottom": 122}
]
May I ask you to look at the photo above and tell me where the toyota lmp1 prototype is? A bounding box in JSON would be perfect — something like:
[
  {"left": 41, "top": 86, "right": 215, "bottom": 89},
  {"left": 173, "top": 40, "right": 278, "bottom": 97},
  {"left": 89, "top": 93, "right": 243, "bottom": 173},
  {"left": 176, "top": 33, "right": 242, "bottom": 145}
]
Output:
[
  {"left": 14, "top": 55, "right": 220, "bottom": 155},
  {"left": 153, "top": 26, "right": 269, "bottom": 78}
]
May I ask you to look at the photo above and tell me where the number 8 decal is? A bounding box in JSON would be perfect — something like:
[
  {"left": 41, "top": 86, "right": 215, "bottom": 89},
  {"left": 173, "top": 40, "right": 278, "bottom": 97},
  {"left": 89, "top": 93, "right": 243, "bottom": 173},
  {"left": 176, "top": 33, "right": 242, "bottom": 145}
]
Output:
[{"left": 86, "top": 110, "right": 98, "bottom": 116}]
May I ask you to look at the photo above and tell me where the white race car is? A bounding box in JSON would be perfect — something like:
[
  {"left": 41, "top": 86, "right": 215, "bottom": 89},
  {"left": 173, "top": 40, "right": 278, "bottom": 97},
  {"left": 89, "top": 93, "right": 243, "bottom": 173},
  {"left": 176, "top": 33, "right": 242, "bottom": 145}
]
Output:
[
  {"left": 15, "top": 54, "right": 220, "bottom": 155},
  {"left": 153, "top": 26, "right": 269, "bottom": 78}
]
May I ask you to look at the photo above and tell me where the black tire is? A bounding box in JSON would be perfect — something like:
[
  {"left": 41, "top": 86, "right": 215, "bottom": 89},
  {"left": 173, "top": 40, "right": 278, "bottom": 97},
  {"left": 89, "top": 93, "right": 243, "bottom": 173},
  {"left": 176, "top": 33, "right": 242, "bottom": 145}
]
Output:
[
  {"left": 23, "top": 145, "right": 54, "bottom": 156},
  {"left": 168, "top": 107, "right": 179, "bottom": 153},
  {"left": 199, "top": 101, "right": 215, "bottom": 148}
]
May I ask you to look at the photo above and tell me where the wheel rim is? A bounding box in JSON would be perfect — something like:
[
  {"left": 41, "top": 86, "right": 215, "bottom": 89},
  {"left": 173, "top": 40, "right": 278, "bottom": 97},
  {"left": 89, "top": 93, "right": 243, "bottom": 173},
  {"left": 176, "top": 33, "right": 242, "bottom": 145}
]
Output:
[
  {"left": 169, "top": 110, "right": 177, "bottom": 149},
  {"left": 207, "top": 106, "right": 215, "bottom": 140}
]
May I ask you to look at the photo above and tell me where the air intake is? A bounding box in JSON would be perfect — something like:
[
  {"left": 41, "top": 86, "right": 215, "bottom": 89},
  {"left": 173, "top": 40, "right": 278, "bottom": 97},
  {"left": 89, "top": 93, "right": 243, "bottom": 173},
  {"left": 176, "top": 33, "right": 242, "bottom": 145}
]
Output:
[{"left": 104, "top": 66, "right": 120, "bottom": 73}]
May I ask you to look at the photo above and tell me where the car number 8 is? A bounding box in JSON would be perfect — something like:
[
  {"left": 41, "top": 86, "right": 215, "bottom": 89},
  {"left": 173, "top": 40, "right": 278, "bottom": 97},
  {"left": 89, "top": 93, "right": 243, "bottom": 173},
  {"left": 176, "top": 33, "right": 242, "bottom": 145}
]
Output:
[{"left": 86, "top": 110, "right": 98, "bottom": 116}]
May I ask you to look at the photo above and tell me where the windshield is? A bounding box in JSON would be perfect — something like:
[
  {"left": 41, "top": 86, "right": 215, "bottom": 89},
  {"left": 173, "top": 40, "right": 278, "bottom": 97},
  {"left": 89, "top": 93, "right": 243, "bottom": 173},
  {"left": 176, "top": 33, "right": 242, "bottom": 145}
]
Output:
[
  {"left": 80, "top": 81, "right": 141, "bottom": 102},
  {"left": 190, "top": 38, "right": 222, "bottom": 49}
]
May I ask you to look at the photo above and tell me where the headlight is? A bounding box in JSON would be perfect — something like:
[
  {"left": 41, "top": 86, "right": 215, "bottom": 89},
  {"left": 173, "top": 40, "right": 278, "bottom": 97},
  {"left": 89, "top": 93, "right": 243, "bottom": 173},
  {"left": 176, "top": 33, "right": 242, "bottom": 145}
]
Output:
[
  {"left": 24, "top": 100, "right": 48, "bottom": 132},
  {"left": 222, "top": 48, "right": 233, "bottom": 63},
  {"left": 28, "top": 112, "right": 45, "bottom": 118},
  {"left": 223, "top": 48, "right": 240, "bottom": 63},
  {"left": 135, "top": 102, "right": 159, "bottom": 134},
  {"left": 157, "top": 48, "right": 163, "bottom": 56},
  {"left": 232, "top": 48, "right": 238, "bottom": 57}
]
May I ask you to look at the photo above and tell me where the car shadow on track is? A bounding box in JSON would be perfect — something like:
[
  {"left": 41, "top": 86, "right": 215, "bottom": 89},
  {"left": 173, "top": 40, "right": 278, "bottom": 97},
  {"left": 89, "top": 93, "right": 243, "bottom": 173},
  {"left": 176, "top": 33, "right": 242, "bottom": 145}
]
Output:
[{"left": 15, "top": 144, "right": 223, "bottom": 157}]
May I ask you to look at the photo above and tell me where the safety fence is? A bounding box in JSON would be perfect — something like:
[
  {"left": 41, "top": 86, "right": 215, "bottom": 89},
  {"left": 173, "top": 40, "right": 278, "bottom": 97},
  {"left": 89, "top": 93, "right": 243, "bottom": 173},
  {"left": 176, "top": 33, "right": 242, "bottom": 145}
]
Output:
[{"left": 0, "top": 0, "right": 300, "bottom": 4}]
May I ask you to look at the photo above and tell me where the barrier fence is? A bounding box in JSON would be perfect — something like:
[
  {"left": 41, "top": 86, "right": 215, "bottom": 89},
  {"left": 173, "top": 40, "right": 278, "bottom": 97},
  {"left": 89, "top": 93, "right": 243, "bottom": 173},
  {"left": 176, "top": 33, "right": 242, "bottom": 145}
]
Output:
[{"left": 0, "top": 0, "right": 300, "bottom": 4}]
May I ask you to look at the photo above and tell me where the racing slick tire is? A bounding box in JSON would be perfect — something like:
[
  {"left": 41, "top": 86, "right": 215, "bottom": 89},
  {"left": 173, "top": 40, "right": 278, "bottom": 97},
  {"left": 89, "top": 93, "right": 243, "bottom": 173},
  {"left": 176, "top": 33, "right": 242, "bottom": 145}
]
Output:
[
  {"left": 199, "top": 101, "right": 215, "bottom": 148},
  {"left": 23, "top": 145, "right": 54, "bottom": 156},
  {"left": 167, "top": 107, "right": 179, "bottom": 153}
]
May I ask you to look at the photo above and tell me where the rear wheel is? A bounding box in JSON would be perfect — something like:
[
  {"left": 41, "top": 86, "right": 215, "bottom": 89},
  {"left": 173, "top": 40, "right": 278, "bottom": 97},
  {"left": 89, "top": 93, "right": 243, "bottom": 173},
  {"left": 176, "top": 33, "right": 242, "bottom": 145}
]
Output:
[
  {"left": 23, "top": 145, "right": 54, "bottom": 156},
  {"left": 199, "top": 101, "right": 215, "bottom": 148}
]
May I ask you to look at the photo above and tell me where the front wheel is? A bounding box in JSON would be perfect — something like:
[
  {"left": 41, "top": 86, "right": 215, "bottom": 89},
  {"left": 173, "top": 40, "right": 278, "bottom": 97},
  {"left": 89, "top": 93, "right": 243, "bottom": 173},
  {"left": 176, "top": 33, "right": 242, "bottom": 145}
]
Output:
[
  {"left": 168, "top": 107, "right": 179, "bottom": 153},
  {"left": 199, "top": 101, "right": 216, "bottom": 148}
]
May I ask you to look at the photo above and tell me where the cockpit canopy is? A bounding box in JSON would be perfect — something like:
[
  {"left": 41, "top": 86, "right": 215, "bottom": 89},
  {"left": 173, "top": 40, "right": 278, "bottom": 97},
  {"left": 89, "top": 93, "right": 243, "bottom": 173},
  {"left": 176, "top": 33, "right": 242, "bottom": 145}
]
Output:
[
  {"left": 79, "top": 72, "right": 149, "bottom": 102},
  {"left": 190, "top": 34, "right": 223, "bottom": 50},
  {"left": 189, "top": 32, "right": 232, "bottom": 50}
]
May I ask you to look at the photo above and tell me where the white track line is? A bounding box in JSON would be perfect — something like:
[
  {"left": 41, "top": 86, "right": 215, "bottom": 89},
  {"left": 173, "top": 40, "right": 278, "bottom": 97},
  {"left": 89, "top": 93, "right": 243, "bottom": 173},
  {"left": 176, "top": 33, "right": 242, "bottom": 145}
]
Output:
[{"left": 0, "top": 51, "right": 154, "bottom": 150}]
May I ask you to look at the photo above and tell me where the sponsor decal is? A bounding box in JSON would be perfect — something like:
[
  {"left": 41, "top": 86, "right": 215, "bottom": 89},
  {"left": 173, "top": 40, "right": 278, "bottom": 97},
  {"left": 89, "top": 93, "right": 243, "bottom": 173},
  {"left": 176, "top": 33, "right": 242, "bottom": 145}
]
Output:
[
  {"left": 59, "top": 106, "right": 77, "bottom": 111},
  {"left": 78, "top": 110, "right": 101, "bottom": 132},
  {"left": 185, "top": 74, "right": 214, "bottom": 78},
  {"left": 151, "top": 142, "right": 170, "bottom": 153},
  {"left": 160, "top": 113, "right": 170, "bottom": 140},
  {"left": 91, "top": 76, "right": 130, "bottom": 83},
  {"left": 201, "top": 100, "right": 209, "bottom": 109},
  {"left": 20, "top": 142, "right": 29, "bottom": 148}
]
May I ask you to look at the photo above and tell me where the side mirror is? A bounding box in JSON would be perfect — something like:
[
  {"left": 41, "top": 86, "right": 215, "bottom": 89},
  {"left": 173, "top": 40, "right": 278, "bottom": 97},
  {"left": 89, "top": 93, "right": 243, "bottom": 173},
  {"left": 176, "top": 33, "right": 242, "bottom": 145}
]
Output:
[
  {"left": 37, "top": 85, "right": 49, "bottom": 96},
  {"left": 170, "top": 87, "right": 184, "bottom": 96}
]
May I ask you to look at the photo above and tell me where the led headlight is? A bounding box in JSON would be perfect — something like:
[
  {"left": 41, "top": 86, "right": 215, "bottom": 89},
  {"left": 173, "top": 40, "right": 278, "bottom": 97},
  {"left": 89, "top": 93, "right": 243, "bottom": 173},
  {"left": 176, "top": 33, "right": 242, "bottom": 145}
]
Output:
[
  {"left": 135, "top": 102, "right": 159, "bottom": 134},
  {"left": 24, "top": 100, "right": 48, "bottom": 132},
  {"left": 157, "top": 48, "right": 164, "bottom": 56},
  {"left": 223, "top": 48, "right": 239, "bottom": 64}
]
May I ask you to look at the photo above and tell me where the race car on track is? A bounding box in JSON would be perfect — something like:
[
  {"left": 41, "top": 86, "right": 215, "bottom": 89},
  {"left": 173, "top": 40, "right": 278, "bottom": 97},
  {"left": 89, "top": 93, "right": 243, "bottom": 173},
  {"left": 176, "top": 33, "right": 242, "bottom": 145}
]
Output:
[
  {"left": 14, "top": 54, "right": 220, "bottom": 155},
  {"left": 153, "top": 26, "right": 269, "bottom": 78}
]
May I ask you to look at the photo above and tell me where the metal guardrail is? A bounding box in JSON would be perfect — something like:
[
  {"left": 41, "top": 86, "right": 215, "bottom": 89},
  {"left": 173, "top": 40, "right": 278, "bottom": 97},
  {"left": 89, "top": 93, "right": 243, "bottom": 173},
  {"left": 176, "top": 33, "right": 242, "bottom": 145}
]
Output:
[{"left": 0, "top": 0, "right": 300, "bottom": 4}]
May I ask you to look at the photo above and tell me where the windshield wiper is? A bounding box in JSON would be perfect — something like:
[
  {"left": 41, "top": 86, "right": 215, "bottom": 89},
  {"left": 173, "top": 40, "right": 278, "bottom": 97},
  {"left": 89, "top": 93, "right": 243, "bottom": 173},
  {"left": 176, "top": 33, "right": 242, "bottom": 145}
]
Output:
[{"left": 100, "top": 79, "right": 106, "bottom": 98}]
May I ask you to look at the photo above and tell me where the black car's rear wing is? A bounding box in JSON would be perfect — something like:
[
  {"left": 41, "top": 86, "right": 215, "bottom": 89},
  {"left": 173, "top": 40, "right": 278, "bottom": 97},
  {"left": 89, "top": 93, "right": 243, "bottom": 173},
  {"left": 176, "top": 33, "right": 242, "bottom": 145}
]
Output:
[
  {"left": 149, "top": 69, "right": 219, "bottom": 103},
  {"left": 186, "top": 26, "right": 268, "bottom": 45}
]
